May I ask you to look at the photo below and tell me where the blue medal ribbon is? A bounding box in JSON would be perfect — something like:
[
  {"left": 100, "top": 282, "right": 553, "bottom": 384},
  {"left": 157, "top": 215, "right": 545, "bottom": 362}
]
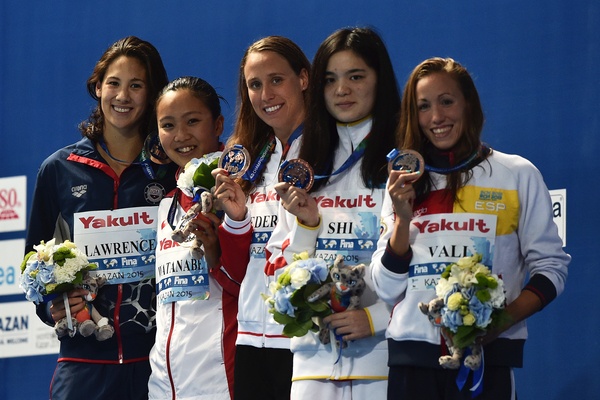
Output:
[
  {"left": 314, "top": 133, "right": 370, "bottom": 181},
  {"left": 242, "top": 140, "right": 276, "bottom": 183},
  {"left": 242, "top": 124, "right": 304, "bottom": 182},
  {"left": 455, "top": 347, "right": 485, "bottom": 397},
  {"left": 425, "top": 144, "right": 490, "bottom": 174},
  {"left": 98, "top": 139, "right": 156, "bottom": 179}
]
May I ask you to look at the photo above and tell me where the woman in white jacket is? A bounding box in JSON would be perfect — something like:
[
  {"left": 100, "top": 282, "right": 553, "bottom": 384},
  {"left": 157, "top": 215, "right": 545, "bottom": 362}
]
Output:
[
  {"left": 370, "top": 57, "right": 570, "bottom": 399},
  {"left": 265, "top": 27, "right": 401, "bottom": 400},
  {"left": 212, "top": 36, "right": 310, "bottom": 400}
]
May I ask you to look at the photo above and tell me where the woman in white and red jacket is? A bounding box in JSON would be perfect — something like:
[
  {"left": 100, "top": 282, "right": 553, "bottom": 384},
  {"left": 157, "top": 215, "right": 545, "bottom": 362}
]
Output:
[
  {"left": 148, "top": 76, "right": 244, "bottom": 400},
  {"left": 212, "top": 36, "right": 310, "bottom": 400},
  {"left": 370, "top": 57, "right": 570, "bottom": 399}
]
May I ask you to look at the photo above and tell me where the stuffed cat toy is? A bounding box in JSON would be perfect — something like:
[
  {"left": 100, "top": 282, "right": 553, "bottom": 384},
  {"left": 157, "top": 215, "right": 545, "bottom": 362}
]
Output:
[
  {"left": 418, "top": 298, "right": 482, "bottom": 370},
  {"left": 307, "top": 255, "right": 366, "bottom": 348},
  {"left": 54, "top": 272, "right": 114, "bottom": 341},
  {"left": 171, "top": 190, "right": 214, "bottom": 259}
]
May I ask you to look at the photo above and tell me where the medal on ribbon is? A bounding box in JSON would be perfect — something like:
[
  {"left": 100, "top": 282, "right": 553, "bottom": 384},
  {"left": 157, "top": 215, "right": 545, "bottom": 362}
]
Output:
[
  {"left": 219, "top": 145, "right": 251, "bottom": 178},
  {"left": 279, "top": 159, "right": 315, "bottom": 190},
  {"left": 387, "top": 149, "right": 425, "bottom": 178}
]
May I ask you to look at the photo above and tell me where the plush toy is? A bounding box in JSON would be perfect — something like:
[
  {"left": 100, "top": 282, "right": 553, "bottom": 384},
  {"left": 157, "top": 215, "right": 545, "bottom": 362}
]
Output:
[
  {"left": 54, "top": 272, "right": 114, "bottom": 341},
  {"left": 307, "top": 255, "right": 366, "bottom": 348},
  {"left": 171, "top": 190, "right": 214, "bottom": 259},
  {"left": 418, "top": 298, "right": 482, "bottom": 370}
]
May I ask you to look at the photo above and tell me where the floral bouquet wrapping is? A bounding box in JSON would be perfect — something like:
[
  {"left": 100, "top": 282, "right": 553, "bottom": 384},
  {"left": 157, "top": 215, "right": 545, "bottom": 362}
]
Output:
[
  {"left": 262, "top": 252, "right": 332, "bottom": 338},
  {"left": 19, "top": 239, "right": 97, "bottom": 305},
  {"left": 433, "top": 253, "right": 507, "bottom": 351}
]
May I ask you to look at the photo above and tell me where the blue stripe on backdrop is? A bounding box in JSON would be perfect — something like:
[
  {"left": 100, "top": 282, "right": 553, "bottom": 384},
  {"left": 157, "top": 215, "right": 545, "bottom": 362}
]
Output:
[{"left": 1, "top": 1, "right": 598, "bottom": 399}]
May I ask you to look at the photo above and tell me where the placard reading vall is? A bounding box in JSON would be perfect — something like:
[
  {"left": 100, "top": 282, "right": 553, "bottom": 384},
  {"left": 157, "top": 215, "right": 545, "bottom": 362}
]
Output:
[{"left": 73, "top": 207, "right": 158, "bottom": 284}]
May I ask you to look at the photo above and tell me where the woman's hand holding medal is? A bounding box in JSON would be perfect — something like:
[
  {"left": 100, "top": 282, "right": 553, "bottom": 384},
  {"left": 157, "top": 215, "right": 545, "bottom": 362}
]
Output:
[
  {"left": 386, "top": 149, "right": 424, "bottom": 223},
  {"left": 212, "top": 168, "right": 248, "bottom": 222},
  {"left": 212, "top": 146, "right": 251, "bottom": 222},
  {"left": 275, "top": 158, "right": 320, "bottom": 228}
]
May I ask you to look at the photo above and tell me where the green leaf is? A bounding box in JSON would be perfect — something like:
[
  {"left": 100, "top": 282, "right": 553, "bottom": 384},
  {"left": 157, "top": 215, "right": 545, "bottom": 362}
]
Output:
[
  {"left": 273, "top": 312, "right": 295, "bottom": 325},
  {"left": 46, "top": 282, "right": 74, "bottom": 295},
  {"left": 441, "top": 264, "right": 452, "bottom": 279},
  {"left": 20, "top": 251, "right": 36, "bottom": 272},
  {"left": 283, "top": 319, "right": 313, "bottom": 338},
  {"left": 452, "top": 325, "right": 484, "bottom": 349},
  {"left": 307, "top": 299, "right": 330, "bottom": 313},
  {"left": 475, "top": 289, "right": 491, "bottom": 303},
  {"left": 192, "top": 161, "right": 217, "bottom": 189}
]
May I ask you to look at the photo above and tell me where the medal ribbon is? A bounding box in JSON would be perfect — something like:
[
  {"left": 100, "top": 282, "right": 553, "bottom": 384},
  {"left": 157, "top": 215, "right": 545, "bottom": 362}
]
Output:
[
  {"left": 99, "top": 139, "right": 156, "bottom": 179},
  {"left": 455, "top": 347, "right": 484, "bottom": 397},
  {"left": 313, "top": 133, "right": 371, "bottom": 181},
  {"left": 242, "top": 124, "right": 303, "bottom": 182},
  {"left": 166, "top": 190, "right": 183, "bottom": 231},
  {"left": 425, "top": 144, "right": 490, "bottom": 174},
  {"left": 241, "top": 140, "right": 276, "bottom": 183}
]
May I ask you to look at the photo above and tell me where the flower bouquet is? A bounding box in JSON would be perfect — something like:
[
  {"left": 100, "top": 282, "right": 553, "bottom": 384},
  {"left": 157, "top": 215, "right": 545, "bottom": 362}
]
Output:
[
  {"left": 19, "top": 239, "right": 98, "bottom": 305},
  {"left": 420, "top": 253, "right": 508, "bottom": 371},
  {"left": 262, "top": 252, "right": 332, "bottom": 338},
  {"left": 171, "top": 151, "right": 222, "bottom": 254},
  {"left": 176, "top": 151, "right": 222, "bottom": 200}
]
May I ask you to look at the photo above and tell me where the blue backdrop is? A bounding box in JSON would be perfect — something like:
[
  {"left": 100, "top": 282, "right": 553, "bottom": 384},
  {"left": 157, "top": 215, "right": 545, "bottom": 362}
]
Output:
[{"left": 1, "top": 1, "right": 597, "bottom": 399}]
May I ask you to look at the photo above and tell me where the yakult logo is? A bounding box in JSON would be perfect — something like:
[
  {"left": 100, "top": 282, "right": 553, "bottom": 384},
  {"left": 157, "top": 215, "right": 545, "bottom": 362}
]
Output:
[
  {"left": 78, "top": 211, "right": 155, "bottom": 229},
  {"left": 249, "top": 190, "right": 279, "bottom": 204},
  {"left": 413, "top": 218, "right": 491, "bottom": 234},
  {"left": 315, "top": 194, "right": 377, "bottom": 209}
]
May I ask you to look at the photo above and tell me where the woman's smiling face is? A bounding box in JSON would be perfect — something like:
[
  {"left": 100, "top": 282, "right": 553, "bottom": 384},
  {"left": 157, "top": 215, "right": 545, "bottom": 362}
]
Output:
[
  {"left": 416, "top": 72, "right": 466, "bottom": 150},
  {"left": 157, "top": 89, "right": 222, "bottom": 168},
  {"left": 243, "top": 50, "right": 308, "bottom": 140},
  {"left": 95, "top": 55, "right": 149, "bottom": 136}
]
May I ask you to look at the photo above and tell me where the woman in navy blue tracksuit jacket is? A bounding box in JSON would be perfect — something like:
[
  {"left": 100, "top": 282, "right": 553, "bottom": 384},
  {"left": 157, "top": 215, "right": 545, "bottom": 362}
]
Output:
[{"left": 26, "top": 36, "right": 177, "bottom": 400}]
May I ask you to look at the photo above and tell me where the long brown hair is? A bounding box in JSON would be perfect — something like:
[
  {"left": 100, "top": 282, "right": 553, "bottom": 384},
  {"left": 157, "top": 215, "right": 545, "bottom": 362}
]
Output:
[
  {"left": 398, "top": 57, "right": 486, "bottom": 201},
  {"left": 228, "top": 36, "right": 310, "bottom": 194},
  {"left": 78, "top": 36, "right": 168, "bottom": 141}
]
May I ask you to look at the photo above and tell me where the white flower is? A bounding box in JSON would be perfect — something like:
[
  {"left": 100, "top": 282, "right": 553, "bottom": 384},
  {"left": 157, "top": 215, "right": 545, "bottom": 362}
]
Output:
[
  {"left": 289, "top": 267, "right": 311, "bottom": 289},
  {"left": 268, "top": 281, "right": 282, "bottom": 296},
  {"left": 488, "top": 274, "right": 506, "bottom": 308},
  {"left": 436, "top": 277, "right": 454, "bottom": 298},
  {"left": 34, "top": 239, "right": 56, "bottom": 263},
  {"left": 176, "top": 152, "right": 223, "bottom": 195},
  {"left": 456, "top": 255, "right": 477, "bottom": 270},
  {"left": 55, "top": 257, "right": 84, "bottom": 284},
  {"left": 177, "top": 162, "right": 197, "bottom": 193}
]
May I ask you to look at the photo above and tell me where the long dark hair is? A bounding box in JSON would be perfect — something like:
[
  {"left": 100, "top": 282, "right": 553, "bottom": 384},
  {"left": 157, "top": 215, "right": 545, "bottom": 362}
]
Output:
[
  {"left": 300, "top": 27, "right": 401, "bottom": 191},
  {"left": 398, "top": 57, "right": 486, "bottom": 201},
  {"left": 78, "top": 36, "right": 168, "bottom": 141},
  {"left": 228, "top": 35, "right": 310, "bottom": 195}
]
